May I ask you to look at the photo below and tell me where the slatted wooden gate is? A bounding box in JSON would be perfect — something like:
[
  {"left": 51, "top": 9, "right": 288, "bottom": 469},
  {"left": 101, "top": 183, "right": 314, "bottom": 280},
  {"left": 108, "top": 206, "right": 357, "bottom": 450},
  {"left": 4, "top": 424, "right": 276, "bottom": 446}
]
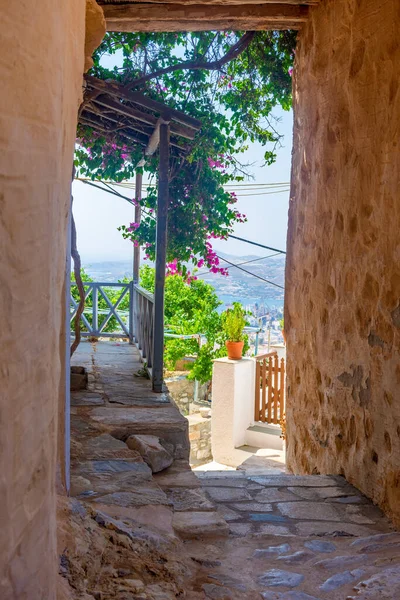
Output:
[{"left": 254, "top": 351, "right": 285, "bottom": 424}]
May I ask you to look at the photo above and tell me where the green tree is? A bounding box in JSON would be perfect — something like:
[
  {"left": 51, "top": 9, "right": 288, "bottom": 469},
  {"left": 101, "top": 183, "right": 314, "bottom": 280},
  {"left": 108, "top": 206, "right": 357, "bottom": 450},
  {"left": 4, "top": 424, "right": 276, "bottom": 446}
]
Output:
[
  {"left": 75, "top": 31, "right": 295, "bottom": 277},
  {"left": 139, "top": 265, "right": 228, "bottom": 383}
]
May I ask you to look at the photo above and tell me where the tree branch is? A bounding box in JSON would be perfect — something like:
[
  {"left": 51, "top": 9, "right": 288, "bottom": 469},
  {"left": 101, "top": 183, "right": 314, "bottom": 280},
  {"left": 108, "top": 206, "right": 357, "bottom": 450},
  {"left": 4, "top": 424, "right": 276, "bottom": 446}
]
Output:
[
  {"left": 127, "top": 31, "right": 256, "bottom": 89},
  {"left": 70, "top": 205, "right": 85, "bottom": 357}
]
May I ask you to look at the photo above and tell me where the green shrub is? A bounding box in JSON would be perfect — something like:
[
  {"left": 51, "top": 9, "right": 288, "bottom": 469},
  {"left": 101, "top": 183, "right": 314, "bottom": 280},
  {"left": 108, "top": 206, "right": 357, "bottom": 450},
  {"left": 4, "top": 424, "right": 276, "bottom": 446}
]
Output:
[{"left": 221, "top": 302, "right": 247, "bottom": 342}]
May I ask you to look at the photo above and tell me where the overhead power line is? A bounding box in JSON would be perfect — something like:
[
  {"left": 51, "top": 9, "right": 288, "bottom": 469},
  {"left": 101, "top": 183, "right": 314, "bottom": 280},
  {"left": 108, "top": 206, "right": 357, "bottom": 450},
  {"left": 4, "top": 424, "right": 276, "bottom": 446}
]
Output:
[
  {"left": 216, "top": 254, "right": 285, "bottom": 290},
  {"left": 196, "top": 252, "right": 281, "bottom": 277},
  {"left": 228, "top": 235, "right": 286, "bottom": 255},
  {"left": 221, "top": 252, "right": 282, "bottom": 269},
  {"left": 225, "top": 183, "right": 290, "bottom": 188},
  {"left": 78, "top": 178, "right": 157, "bottom": 220},
  {"left": 77, "top": 178, "right": 287, "bottom": 257},
  {"left": 229, "top": 189, "right": 289, "bottom": 197},
  {"left": 77, "top": 177, "right": 290, "bottom": 197},
  {"left": 82, "top": 178, "right": 290, "bottom": 187}
]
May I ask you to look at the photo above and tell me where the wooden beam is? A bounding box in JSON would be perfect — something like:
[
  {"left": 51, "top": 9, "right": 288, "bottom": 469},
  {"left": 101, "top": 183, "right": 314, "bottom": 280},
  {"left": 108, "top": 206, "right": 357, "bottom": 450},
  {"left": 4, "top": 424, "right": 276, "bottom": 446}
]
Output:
[
  {"left": 133, "top": 170, "right": 142, "bottom": 285},
  {"left": 79, "top": 112, "right": 150, "bottom": 145},
  {"left": 103, "top": 3, "right": 309, "bottom": 31},
  {"left": 100, "top": 1, "right": 319, "bottom": 5},
  {"left": 87, "top": 102, "right": 153, "bottom": 136},
  {"left": 85, "top": 75, "right": 202, "bottom": 129},
  {"left": 94, "top": 94, "right": 158, "bottom": 127},
  {"left": 93, "top": 94, "right": 198, "bottom": 140},
  {"left": 81, "top": 107, "right": 188, "bottom": 154},
  {"left": 152, "top": 122, "right": 170, "bottom": 393}
]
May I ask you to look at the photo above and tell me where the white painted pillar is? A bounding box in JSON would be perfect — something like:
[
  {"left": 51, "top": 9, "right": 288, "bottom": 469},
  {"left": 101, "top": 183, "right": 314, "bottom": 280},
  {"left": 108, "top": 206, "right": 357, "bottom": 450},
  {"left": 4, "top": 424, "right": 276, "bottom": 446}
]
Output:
[{"left": 211, "top": 357, "right": 255, "bottom": 466}]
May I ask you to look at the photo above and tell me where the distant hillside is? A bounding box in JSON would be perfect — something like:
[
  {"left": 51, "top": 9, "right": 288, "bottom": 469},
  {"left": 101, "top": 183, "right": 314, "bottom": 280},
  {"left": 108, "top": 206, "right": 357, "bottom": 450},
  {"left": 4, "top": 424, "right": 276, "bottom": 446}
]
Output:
[
  {"left": 198, "top": 251, "right": 285, "bottom": 308},
  {"left": 83, "top": 251, "right": 285, "bottom": 310}
]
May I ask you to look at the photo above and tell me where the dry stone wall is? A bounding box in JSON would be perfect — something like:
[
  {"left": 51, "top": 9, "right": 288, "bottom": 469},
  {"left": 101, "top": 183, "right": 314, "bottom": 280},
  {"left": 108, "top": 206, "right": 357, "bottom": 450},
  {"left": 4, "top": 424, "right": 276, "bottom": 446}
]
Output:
[
  {"left": 165, "top": 373, "right": 209, "bottom": 415},
  {"left": 188, "top": 414, "right": 212, "bottom": 465},
  {"left": 285, "top": 0, "right": 400, "bottom": 525},
  {"left": 166, "top": 375, "right": 212, "bottom": 464}
]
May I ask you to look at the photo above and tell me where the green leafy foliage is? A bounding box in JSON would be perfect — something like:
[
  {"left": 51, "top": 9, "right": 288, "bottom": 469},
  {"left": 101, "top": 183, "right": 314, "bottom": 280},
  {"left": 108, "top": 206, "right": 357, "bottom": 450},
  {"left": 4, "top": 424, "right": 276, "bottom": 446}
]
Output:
[
  {"left": 139, "top": 265, "right": 230, "bottom": 383},
  {"left": 221, "top": 302, "right": 247, "bottom": 342},
  {"left": 75, "top": 31, "right": 296, "bottom": 276}
]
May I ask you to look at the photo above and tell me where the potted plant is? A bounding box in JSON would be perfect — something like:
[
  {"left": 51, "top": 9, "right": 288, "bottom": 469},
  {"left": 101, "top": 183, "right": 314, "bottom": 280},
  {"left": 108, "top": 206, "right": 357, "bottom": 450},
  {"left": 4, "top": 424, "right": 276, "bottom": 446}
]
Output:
[{"left": 222, "top": 303, "right": 247, "bottom": 360}]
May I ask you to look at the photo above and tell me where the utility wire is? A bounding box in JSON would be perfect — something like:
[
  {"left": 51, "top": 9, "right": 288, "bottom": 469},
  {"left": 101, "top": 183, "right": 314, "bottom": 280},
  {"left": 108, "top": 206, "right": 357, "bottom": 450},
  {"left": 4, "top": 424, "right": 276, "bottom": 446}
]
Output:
[
  {"left": 196, "top": 252, "right": 281, "bottom": 277},
  {"left": 216, "top": 254, "right": 285, "bottom": 290},
  {"left": 229, "top": 189, "right": 289, "bottom": 197},
  {"left": 78, "top": 179, "right": 287, "bottom": 256},
  {"left": 77, "top": 177, "right": 290, "bottom": 191},
  {"left": 79, "top": 179, "right": 156, "bottom": 220},
  {"left": 228, "top": 235, "right": 286, "bottom": 255}
]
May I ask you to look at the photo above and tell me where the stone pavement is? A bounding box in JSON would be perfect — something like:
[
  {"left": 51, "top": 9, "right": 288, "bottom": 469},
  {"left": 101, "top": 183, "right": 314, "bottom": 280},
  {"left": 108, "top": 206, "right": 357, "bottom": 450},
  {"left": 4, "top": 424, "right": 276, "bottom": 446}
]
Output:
[
  {"left": 70, "top": 341, "right": 400, "bottom": 599},
  {"left": 70, "top": 340, "right": 227, "bottom": 537},
  {"left": 187, "top": 469, "right": 400, "bottom": 599}
]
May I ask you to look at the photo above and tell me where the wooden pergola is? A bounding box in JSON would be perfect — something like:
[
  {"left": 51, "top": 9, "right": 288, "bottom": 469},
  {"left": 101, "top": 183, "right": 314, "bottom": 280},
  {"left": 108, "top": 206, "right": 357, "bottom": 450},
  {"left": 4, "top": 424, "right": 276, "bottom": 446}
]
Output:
[
  {"left": 97, "top": 0, "right": 319, "bottom": 32},
  {"left": 79, "top": 75, "right": 201, "bottom": 391}
]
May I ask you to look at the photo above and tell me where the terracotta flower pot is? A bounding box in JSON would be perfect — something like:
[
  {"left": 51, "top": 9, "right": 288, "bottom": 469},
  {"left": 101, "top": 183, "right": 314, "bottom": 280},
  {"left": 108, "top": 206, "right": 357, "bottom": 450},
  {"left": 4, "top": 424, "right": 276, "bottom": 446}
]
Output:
[{"left": 225, "top": 340, "right": 244, "bottom": 360}]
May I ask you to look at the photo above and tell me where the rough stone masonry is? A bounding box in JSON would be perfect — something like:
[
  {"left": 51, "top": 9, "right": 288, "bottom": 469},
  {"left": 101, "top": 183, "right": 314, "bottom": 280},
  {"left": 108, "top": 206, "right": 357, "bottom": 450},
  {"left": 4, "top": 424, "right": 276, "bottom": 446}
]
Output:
[{"left": 285, "top": 0, "right": 400, "bottom": 525}]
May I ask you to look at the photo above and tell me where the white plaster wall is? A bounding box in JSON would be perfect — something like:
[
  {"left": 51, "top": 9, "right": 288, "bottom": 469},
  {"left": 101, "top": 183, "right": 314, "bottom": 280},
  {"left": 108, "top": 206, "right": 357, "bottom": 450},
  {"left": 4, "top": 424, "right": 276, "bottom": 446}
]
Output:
[
  {"left": 0, "top": 2, "right": 86, "bottom": 597},
  {"left": 211, "top": 358, "right": 254, "bottom": 466},
  {"left": 245, "top": 424, "right": 284, "bottom": 451}
]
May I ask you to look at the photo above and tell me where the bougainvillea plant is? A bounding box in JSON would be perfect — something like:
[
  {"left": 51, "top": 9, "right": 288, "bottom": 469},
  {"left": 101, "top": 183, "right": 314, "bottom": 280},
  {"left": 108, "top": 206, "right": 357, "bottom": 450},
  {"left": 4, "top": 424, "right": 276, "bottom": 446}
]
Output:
[{"left": 74, "top": 30, "right": 296, "bottom": 279}]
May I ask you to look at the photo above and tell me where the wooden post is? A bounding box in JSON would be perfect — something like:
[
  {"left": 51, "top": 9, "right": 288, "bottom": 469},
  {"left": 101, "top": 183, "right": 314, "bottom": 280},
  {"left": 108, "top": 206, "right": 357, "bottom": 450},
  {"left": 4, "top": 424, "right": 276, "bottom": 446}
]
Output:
[
  {"left": 133, "top": 170, "right": 142, "bottom": 284},
  {"left": 255, "top": 359, "right": 260, "bottom": 422},
  {"left": 128, "top": 280, "right": 134, "bottom": 344},
  {"left": 267, "top": 356, "right": 273, "bottom": 423},
  {"left": 273, "top": 354, "right": 278, "bottom": 423},
  {"left": 152, "top": 121, "right": 170, "bottom": 392},
  {"left": 262, "top": 358, "right": 267, "bottom": 423},
  {"left": 92, "top": 284, "right": 98, "bottom": 336},
  {"left": 280, "top": 357, "right": 285, "bottom": 419}
]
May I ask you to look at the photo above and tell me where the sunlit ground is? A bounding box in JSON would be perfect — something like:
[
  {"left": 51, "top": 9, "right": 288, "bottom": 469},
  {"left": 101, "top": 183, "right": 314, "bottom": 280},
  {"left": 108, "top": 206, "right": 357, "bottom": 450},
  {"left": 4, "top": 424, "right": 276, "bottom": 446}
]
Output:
[{"left": 192, "top": 446, "right": 286, "bottom": 474}]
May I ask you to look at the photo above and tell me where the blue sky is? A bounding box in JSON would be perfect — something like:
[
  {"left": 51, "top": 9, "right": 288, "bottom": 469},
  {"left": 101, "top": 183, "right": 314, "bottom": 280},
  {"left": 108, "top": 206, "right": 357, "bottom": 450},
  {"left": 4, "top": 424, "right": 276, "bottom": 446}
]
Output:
[{"left": 72, "top": 106, "right": 293, "bottom": 262}]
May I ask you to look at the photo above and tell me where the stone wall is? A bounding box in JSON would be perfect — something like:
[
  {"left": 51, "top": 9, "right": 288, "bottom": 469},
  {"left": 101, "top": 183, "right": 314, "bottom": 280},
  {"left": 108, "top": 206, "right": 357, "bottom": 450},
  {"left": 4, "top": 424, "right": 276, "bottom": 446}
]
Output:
[
  {"left": 0, "top": 1, "right": 100, "bottom": 597},
  {"left": 285, "top": 0, "right": 400, "bottom": 524},
  {"left": 188, "top": 414, "right": 212, "bottom": 465},
  {"left": 165, "top": 373, "right": 209, "bottom": 416},
  {"left": 166, "top": 375, "right": 212, "bottom": 465}
]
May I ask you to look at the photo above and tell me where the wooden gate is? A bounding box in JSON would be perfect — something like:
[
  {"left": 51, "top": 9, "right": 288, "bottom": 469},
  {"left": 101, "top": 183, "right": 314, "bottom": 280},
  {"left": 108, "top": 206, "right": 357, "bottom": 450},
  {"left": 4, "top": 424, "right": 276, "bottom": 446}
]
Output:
[{"left": 254, "top": 352, "right": 285, "bottom": 424}]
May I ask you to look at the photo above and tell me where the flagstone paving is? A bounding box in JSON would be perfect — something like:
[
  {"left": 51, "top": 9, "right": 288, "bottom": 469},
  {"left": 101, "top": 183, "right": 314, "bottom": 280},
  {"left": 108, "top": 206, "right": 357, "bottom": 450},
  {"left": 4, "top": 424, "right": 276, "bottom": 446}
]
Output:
[
  {"left": 70, "top": 341, "right": 226, "bottom": 536},
  {"left": 182, "top": 468, "right": 400, "bottom": 599},
  {"left": 70, "top": 341, "right": 400, "bottom": 599}
]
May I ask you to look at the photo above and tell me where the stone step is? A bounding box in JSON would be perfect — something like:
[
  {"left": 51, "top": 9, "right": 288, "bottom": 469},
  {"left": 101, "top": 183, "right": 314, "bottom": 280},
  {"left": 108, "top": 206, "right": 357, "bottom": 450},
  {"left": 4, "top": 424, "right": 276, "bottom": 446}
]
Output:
[
  {"left": 172, "top": 511, "right": 229, "bottom": 539},
  {"left": 88, "top": 405, "right": 190, "bottom": 460}
]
